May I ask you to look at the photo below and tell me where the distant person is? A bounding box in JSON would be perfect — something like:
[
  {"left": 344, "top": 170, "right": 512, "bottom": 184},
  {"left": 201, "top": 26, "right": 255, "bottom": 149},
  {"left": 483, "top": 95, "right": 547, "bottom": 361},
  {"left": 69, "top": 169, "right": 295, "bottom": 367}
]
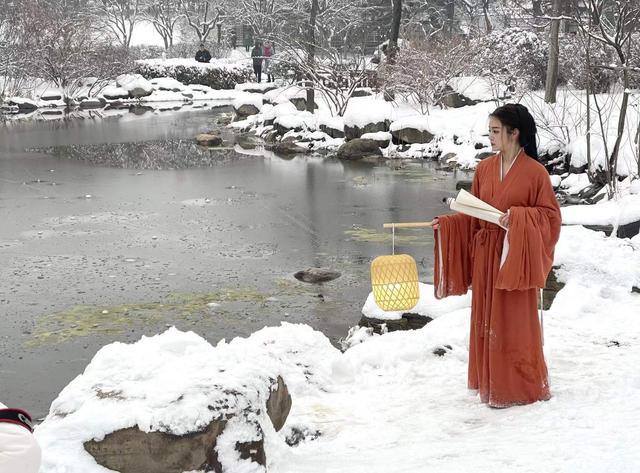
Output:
[
  {"left": 251, "top": 41, "right": 263, "bottom": 83},
  {"left": 195, "top": 43, "right": 212, "bottom": 63},
  {"left": 230, "top": 30, "right": 237, "bottom": 49},
  {"left": 0, "top": 403, "right": 41, "bottom": 473},
  {"left": 244, "top": 30, "right": 253, "bottom": 52},
  {"left": 263, "top": 40, "right": 275, "bottom": 83}
]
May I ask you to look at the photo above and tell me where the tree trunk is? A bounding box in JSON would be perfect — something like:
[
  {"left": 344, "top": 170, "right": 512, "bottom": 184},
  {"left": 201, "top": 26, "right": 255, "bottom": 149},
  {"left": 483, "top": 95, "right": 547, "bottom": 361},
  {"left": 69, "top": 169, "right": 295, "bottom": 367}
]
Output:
[
  {"left": 385, "top": 0, "right": 402, "bottom": 101},
  {"left": 445, "top": 0, "right": 454, "bottom": 35},
  {"left": 388, "top": 0, "right": 402, "bottom": 60},
  {"left": 544, "top": 0, "right": 561, "bottom": 103},
  {"left": 305, "top": 0, "right": 318, "bottom": 114},
  {"left": 483, "top": 0, "right": 492, "bottom": 33}
]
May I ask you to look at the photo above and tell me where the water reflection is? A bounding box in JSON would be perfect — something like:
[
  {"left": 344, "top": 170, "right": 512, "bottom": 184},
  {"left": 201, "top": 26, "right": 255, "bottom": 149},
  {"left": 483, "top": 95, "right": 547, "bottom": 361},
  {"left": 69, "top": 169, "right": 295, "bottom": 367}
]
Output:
[{"left": 34, "top": 140, "right": 240, "bottom": 170}]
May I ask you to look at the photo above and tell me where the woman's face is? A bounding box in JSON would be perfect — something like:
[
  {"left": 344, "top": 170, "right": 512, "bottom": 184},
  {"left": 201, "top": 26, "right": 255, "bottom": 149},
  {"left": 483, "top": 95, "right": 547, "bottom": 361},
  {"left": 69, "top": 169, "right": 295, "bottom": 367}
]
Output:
[{"left": 488, "top": 116, "right": 518, "bottom": 152}]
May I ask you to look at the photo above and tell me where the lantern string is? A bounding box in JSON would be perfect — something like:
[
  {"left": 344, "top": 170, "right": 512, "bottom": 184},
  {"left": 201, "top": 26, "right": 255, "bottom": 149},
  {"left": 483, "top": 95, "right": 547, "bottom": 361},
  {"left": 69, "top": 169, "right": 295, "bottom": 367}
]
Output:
[{"left": 392, "top": 224, "right": 395, "bottom": 255}]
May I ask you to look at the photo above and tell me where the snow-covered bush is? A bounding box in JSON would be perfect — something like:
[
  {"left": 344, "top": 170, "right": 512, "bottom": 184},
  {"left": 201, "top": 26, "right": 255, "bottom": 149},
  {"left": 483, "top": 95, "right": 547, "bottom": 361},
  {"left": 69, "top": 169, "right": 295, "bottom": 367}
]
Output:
[
  {"left": 380, "top": 38, "right": 476, "bottom": 114},
  {"left": 470, "top": 27, "right": 547, "bottom": 92},
  {"left": 558, "top": 33, "right": 617, "bottom": 92},
  {"left": 134, "top": 62, "right": 253, "bottom": 90}
]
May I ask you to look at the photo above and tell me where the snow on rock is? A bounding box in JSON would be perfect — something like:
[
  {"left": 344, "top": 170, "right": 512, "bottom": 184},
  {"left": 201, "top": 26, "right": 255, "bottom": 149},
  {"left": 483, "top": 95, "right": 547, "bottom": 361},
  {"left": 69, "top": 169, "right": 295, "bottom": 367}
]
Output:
[
  {"left": 263, "top": 86, "right": 306, "bottom": 105},
  {"left": 235, "top": 82, "right": 279, "bottom": 94},
  {"left": 561, "top": 193, "right": 640, "bottom": 227},
  {"left": 550, "top": 174, "right": 562, "bottom": 188},
  {"left": 233, "top": 92, "right": 264, "bottom": 111},
  {"left": 361, "top": 131, "right": 392, "bottom": 141},
  {"left": 7, "top": 97, "right": 38, "bottom": 111},
  {"left": 343, "top": 98, "right": 393, "bottom": 128},
  {"left": 149, "top": 77, "right": 185, "bottom": 92},
  {"left": 36, "top": 324, "right": 339, "bottom": 473},
  {"left": 274, "top": 111, "right": 315, "bottom": 131},
  {"left": 116, "top": 74, "right": 154, "bottom": 98},
  {"left": 560, "top": 172, "right": 591, "bottom": 194},
  {"left": 631, "top": 179, "right": 640, "bottom": 195},
  {"left": 362, "top": 282, "right": 472, "bottom": 321},
  {"left": 100, "top": 86, "right": 130, "bottom": 101}
]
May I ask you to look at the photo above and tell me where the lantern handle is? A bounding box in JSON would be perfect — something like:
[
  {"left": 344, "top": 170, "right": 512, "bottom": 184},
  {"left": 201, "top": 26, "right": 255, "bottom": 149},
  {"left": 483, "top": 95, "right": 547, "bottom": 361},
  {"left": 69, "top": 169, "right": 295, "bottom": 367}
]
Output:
[{"left": 383, "top": 222, "right": 433, "bottom": 229}]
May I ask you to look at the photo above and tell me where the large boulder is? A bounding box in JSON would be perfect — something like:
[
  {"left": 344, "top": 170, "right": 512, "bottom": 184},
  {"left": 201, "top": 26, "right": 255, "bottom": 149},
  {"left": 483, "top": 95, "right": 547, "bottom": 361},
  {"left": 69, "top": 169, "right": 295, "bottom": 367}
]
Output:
[
  {"left": 35, "top": 328, "right": 306, "bottom": 473},
  {"left": 79, "top": 98, "right": 106, "bottom": 110},
  {"left": 268, "top": 141, "right": 309, "bottom": 156},
  {"left": 102, "top": 86, "right": 130, "bottom": 101},
  {"left": 336, "top": 139, "right": 382, "bottom": 160},
  {"left": 8, "top": 97, "right": 38, "bottom": 112},
  {"left": 391, "top": 127, "right": 434, "bottom": 145},
  {"left": 196, "top": 133, "right": 223, "bottom": 147},
  {"left": 319, "top": 124, "right": 345, "bottom": 139},
  {"left": 117, "top": 74, "right": 154, "bottom": 99},
  {"left": 84, "top": 377, "right": 290, "bottom": 473},
  {"left": 289, "top": 97, "right": 318, "bottom": 111},
  {"left": 234, "top": 103, "right": 260, "bottom": 118},
  {"left": 344, "top": 121, "right": 389, "bottom": 141}
]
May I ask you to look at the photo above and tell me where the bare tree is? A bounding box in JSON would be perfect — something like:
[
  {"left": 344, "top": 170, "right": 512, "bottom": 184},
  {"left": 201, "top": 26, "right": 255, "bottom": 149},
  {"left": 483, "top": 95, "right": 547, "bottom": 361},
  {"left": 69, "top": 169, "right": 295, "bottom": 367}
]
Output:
[
  {"left": 92, "top": 0, "right": 143, "bottom": 49},
  {"left": 180, "top": 0, "right": 226, "bottom": 44},
  {"left": 143, "top": 0, "right": 183, "bottom": 50},
  {"left": 16, "top": 0, "right": 132, "bottom": 100},
  {"left": 575, "top": 0, "right": 640, "bottom": 195}
]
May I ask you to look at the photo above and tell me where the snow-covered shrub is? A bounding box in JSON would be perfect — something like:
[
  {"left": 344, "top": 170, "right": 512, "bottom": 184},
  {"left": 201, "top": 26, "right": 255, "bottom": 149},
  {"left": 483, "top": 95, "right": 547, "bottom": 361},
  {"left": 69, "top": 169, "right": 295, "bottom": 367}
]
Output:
[
  {"left": 558, "top": 33, "right": 617, "bottom": 92},
  {"left": 134, "top": 62, "right": 253, "bottom": 90},
  {"left": 470, "top": 27, "right": 547, "bottom": 92},
  {"left": 380, "top": 38, "right": 476, "bottom": 114}
]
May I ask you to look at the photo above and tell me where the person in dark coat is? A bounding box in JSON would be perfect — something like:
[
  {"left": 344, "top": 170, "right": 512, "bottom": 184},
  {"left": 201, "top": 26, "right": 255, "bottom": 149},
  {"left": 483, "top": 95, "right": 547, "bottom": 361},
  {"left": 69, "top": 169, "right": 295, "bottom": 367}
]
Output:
[
  {"left": 230, "top": 30, "right": 237, "bottom": 49},
  {"left": 251, "top": 41, "right": 263, "bottom": 83},
  {"left": 195, "top": 43, "right": 212, "bottom": 63}
]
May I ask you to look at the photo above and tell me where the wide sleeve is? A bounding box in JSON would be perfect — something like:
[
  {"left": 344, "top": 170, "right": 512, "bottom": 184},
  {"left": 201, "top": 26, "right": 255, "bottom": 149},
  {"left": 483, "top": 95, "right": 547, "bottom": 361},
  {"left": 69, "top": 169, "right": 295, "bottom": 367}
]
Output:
[
  {"left": 433, "top": 170, "right": 481, "bottom": 299},
  {"left": 495, "top": 170, "right": 561, "bottom": 290}
]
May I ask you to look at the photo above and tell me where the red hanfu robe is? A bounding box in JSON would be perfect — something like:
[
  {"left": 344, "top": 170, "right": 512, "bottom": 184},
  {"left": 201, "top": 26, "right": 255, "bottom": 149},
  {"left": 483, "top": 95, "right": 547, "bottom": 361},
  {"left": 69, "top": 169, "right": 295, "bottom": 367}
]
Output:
[{"left": 434, "top": 153, "right": 561, "bottom": 407}]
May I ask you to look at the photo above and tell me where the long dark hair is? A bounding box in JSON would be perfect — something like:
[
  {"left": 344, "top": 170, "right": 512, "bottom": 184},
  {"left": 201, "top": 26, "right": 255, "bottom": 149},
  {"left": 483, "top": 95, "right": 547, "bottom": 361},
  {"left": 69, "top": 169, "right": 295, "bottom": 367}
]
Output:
[{"left": 489, "top": 103, "right": 539, "bottom": 161}]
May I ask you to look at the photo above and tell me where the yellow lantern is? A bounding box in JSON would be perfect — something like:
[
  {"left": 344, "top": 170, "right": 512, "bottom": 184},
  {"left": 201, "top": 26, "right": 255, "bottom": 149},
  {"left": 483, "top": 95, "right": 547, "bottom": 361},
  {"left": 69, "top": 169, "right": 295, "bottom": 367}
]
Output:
[{"left": 371, "top": 254, "right": 420, "bottom": 311}]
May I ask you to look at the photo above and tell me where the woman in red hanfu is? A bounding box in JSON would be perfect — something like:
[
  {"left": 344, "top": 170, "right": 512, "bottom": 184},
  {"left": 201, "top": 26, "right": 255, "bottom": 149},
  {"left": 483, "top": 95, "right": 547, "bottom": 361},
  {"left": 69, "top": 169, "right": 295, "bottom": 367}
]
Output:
[{"left": 432, "top": 104, "right": 561, "bottom": 408}]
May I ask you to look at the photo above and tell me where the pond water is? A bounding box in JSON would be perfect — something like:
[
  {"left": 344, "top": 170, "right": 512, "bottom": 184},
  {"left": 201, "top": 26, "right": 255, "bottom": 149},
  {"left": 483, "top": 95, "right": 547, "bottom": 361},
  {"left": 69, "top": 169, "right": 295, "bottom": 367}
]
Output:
[{"left": 0, "top": 106, "right": 470, "bottom": 418}]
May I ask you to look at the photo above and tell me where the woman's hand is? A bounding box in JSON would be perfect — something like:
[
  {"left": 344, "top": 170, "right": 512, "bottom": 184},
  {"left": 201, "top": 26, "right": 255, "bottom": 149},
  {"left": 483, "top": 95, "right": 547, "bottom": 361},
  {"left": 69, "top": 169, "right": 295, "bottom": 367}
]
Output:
[
  {"left": 431, "top": 217, "right": 440, "bottom": 230},
  {"left": 499, "top": 211, "right": 510, "bottom": 229}
]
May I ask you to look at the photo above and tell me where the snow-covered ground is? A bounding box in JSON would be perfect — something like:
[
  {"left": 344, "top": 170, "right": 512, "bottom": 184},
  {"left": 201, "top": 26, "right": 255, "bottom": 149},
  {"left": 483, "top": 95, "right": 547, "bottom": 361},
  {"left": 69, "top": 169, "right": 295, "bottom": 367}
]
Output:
[{"left": 35, "top": 223, "right": 640, "bottom": 472}]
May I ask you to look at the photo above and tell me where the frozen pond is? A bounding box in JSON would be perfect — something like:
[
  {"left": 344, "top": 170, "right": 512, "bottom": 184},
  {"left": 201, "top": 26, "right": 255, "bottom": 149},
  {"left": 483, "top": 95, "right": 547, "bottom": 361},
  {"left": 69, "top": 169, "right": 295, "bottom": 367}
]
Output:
[{"left": 0, "top": 106, "right": 468, "bottom": 418}]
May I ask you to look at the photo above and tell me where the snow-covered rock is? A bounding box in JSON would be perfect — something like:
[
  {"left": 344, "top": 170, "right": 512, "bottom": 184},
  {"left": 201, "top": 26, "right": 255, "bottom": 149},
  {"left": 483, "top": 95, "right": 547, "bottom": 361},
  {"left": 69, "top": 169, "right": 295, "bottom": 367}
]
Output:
[
  {"left": 7, "top": 97, "right": 38, "bottom": 112},
  {"left": 101, "top": 86, "right": 130, "bottom": 101},
  {"left": 360, "top": 131, "right": 392, "bottom": 148},
  {"left": 36, "top": 324, "right": 336, "bottom": 473},
  {"left": 149, "top": 77, "right": 185, "bottom": 92},
  {"left": 235, "top": 82, "right": 279, "bottom": 94},
  {"left": 116, "top": 74, "right": 154, "bottom": 98},
  {"left": 233, "top": 93, "right": 263, "bottom": 117}
]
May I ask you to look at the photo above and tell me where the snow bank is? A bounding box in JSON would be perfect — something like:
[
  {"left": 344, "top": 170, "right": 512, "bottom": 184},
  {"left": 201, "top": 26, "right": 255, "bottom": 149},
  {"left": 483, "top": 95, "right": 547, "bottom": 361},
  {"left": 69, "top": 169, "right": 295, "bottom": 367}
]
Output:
[
  {"left": 562, "top": 193, "right": 640, "bottom": 226},
  {"left": 362, "top": 282, "right": 471, "bottom": 320},
  {"left": 343, "top": 98, "right": 393, "bottom": 127}
]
